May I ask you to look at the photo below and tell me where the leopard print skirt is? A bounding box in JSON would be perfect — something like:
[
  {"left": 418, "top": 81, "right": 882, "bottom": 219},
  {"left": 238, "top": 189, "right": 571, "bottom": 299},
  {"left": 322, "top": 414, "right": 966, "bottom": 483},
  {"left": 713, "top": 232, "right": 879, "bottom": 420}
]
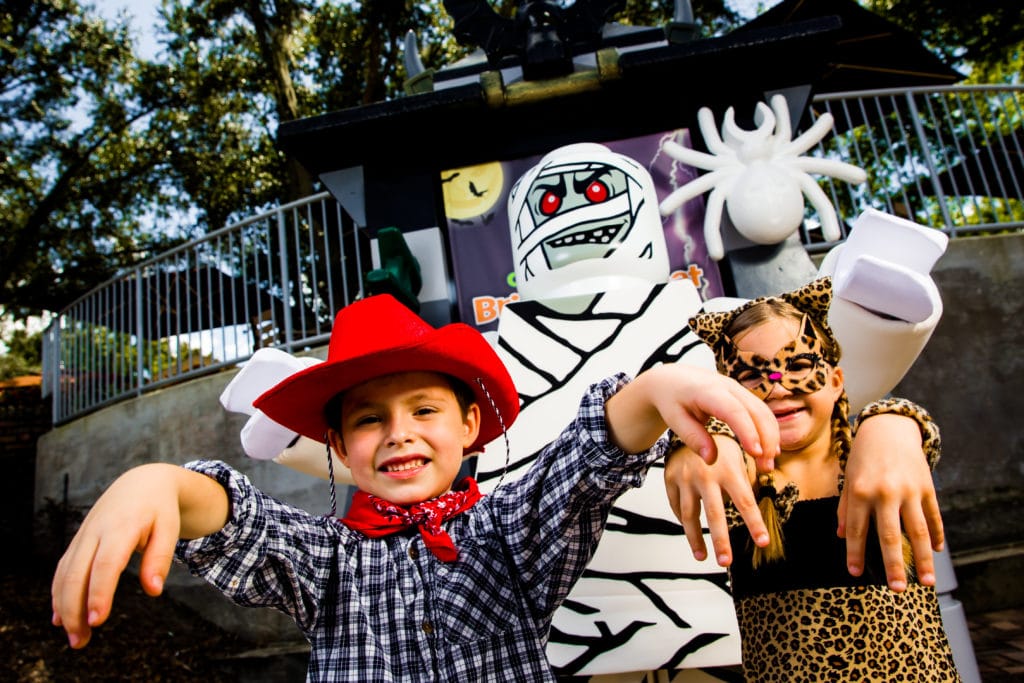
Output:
[{"left": 735, "top": 583, "right": 961, "bottom": 682}]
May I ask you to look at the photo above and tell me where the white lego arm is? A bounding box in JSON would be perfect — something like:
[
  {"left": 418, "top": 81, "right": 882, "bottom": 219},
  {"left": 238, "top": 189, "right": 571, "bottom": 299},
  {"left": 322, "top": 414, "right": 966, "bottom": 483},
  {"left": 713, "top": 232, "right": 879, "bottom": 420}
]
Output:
[
  {"left": 819, "top": 209, "right": 948, "bottom": 412},
  {"left": 221, "top": 348, "right": 327, "bottom": 461}
]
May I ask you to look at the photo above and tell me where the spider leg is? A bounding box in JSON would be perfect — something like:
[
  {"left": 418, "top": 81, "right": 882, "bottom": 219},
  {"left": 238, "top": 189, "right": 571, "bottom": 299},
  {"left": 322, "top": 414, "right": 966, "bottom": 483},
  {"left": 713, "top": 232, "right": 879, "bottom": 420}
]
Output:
[
  {"left": 795, "top": 171, "right": 843, "bottom": 242},
  {"left": 663, "top": 139, "right": 733, "bottom": 171},
  {"left": 722, "top": 103, "right": 774, "bottom": 149},
  {"left": 780, "top": 112, "right": 836, "bottom": 157},
  {"left": 698, "top": 106, "right": 733, "bottom": 157},
  {"left": 703, "top": 185, "right": 729, "bottom": 260},
  {"left": 768, "top": 94, "right": 792, "bottom": 147},
  {"left": 792, "top": 157, "right": 868, "bottom": 184},
  {"left": 658, "top": 168, "right": 729, "bottom": 215}
]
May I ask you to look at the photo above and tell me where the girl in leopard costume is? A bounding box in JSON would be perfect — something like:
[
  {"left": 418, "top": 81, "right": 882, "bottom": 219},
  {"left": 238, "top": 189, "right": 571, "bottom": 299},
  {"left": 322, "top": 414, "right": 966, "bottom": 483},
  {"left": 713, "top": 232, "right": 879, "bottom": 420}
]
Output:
[{"left": 684, "top": 277, "right": 961, "bottom": 682}]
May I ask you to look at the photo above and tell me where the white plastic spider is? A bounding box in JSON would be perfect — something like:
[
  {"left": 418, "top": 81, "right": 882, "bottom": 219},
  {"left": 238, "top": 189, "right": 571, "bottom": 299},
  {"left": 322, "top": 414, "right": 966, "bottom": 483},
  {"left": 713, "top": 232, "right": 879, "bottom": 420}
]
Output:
[{"left": 659, "top": 93, "right": 868, "bottom": 260}]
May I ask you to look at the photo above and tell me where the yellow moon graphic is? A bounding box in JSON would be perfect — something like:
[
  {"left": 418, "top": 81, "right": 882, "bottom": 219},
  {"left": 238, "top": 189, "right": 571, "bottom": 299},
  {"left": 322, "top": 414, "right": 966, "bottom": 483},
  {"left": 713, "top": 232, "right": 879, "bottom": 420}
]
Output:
[{"left": 441, "top": 161, "right": 505, "bottom": 220}]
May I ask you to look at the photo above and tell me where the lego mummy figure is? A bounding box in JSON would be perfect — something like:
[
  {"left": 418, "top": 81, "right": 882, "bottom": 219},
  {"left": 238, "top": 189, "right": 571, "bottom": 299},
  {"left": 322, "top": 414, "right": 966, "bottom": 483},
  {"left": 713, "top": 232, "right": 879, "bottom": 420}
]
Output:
[{"left": 222, "top": 140, "right": 946, "bottom": 681}]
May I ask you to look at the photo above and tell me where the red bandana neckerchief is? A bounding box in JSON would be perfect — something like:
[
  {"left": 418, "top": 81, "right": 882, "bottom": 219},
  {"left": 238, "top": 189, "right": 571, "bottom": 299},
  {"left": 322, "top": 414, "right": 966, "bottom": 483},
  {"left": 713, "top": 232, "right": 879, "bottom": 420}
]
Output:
[{"left": 340, "top": 477, "right": 482, "bottom": 562}]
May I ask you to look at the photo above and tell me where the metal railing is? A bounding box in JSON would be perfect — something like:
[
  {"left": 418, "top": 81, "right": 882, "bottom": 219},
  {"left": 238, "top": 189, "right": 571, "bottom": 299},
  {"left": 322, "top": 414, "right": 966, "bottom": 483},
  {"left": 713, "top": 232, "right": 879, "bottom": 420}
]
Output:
[
  {"left": 41, "top": 84, "right": 1024, "bottom": 425},
  {"left": 800, "top": 85, "right": 1024, "bottom": 251},
  {"left": 42, "top": 192, "right": 371, "bottom": 424}
]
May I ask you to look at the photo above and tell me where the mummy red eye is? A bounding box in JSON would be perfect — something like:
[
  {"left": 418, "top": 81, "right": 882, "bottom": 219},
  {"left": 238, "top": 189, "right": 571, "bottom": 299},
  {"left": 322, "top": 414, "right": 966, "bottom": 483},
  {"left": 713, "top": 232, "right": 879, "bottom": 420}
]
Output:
[
  {"left": 540, "top": 191, "right": 561, "bottom": 215},
  {"left": 585, "top": 180, "right": 609, "bottom": 203}
]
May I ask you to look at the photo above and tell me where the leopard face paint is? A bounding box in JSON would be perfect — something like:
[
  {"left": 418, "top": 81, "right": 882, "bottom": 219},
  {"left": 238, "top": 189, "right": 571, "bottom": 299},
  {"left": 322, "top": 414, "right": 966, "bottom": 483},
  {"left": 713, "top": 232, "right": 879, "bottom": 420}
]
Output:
[{"left": 721, "top": 315, "right": 832, "bottom": 400}]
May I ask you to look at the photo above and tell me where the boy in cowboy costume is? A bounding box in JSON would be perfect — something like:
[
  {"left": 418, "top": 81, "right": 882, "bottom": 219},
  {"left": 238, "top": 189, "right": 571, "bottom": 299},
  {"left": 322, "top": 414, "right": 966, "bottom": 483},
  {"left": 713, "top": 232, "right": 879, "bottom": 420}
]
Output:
[{"left": 51, "top": 293, "right": 778, "bottom": 681}]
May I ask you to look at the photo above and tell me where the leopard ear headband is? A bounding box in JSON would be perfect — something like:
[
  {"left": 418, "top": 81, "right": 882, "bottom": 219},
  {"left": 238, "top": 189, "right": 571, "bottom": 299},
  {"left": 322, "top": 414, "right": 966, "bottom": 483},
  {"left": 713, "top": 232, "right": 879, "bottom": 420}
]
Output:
[{"left": 689, "top": 277, "right": 839, "bottom": 367}]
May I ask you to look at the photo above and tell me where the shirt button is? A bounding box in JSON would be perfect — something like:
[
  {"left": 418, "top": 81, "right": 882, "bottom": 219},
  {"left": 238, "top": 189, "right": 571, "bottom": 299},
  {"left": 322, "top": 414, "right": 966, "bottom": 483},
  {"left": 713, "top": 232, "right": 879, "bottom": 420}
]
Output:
[
  {"left": 421, "top": 620, "right": 434, "bottom": 635},
  {"left": 408, "top": 545, "right": 419, "bottom": 560}
]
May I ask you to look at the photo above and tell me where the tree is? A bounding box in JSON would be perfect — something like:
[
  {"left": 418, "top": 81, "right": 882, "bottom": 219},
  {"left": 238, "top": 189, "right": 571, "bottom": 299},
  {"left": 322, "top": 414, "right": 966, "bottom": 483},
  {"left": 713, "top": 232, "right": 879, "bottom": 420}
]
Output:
[
  {"left": 4, "top": 0, "right": 1017, "bottom": 324},
  {"left": 0, "top": 0, "right": 187, "bottom": 317},
  {"left": 158, "top": 0, "right": 315, "bottom": 209},
  {"left": 0, "top": 328, "right": 42, "bottom": 381},
  {"left": 867, "top": 0, "right": 1024, "bottom": 81}
]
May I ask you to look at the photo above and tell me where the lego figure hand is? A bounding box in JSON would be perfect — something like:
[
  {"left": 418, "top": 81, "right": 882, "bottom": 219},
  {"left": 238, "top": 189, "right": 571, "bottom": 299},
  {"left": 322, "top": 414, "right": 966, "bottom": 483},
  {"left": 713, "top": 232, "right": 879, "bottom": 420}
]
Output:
[
  {"left": 221, "top": 348, "right": 322, "bottom": 461},
  {"left": 839, "top": 413, "right": 944, "bottom": 592},
  {"left": 663, "top": 436, "right": 769, "bottom": 567},
  {"left": 819, "top": 208, "right": 948, "bottom": 412},
  {"left": 51, "top": 464, "right": 228, "bottom": 649}
]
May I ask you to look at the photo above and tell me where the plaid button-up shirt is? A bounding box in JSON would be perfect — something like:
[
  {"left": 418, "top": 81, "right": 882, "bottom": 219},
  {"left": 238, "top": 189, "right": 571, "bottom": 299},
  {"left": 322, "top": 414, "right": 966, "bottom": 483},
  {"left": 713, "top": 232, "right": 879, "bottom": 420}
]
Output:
[{"left": 176, "top": 374, "right": 668, "bottom": 682}]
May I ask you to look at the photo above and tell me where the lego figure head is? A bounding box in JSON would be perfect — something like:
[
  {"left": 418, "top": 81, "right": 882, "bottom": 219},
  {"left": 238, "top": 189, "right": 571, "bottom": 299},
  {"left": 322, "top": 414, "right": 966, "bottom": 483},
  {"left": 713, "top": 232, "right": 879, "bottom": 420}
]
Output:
[{"left": 507, "top": 142, "right": 669, "bottom": 300}]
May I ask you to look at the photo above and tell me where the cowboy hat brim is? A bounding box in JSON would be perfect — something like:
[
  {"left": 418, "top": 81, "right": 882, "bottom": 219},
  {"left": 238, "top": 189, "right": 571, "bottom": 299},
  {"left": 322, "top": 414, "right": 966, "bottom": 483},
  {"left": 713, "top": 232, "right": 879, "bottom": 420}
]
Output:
[{"left": 253, "top": 308, "right": 518, "bottom": 453}]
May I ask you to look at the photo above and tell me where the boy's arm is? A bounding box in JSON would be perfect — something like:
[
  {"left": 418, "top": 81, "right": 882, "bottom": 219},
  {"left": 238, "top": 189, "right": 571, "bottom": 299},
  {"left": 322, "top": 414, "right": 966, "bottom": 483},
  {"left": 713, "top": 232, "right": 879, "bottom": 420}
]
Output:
[
  {"left": 604, "top": 363, "right": 779, "bottom": 466},
  {"left": 51, "top": 463, "right": 229, "bottom": 649}
]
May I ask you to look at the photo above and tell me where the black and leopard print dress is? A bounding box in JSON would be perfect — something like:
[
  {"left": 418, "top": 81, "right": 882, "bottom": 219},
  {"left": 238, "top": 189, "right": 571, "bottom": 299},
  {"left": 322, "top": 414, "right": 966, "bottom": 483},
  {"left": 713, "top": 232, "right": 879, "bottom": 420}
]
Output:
[{"left": 727, "top": 494, "right": 961, "bottom": 682}]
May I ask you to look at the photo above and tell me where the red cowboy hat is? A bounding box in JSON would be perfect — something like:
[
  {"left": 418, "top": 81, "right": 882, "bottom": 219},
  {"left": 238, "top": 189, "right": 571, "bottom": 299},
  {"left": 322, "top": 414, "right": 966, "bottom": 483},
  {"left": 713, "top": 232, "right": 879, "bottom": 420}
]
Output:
[{"left": 253, "top": 294, "right": 519, "bottom": 453}]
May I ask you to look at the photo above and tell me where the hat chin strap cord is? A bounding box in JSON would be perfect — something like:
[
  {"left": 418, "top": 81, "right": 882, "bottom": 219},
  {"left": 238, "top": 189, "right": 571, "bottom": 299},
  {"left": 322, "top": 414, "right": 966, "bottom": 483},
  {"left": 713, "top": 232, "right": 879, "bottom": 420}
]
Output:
[
  {"left": 325, "top": 435, "right": 339, "bottom": 518},
  {"left": 475, "top": 378, "right": 511, "bottom": 490}
]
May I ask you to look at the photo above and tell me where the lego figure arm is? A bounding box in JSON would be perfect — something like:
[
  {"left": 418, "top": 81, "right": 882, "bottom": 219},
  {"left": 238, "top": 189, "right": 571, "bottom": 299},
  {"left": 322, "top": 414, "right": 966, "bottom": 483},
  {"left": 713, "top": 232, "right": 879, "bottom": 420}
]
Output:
[
  {"left": 667, "top": 210, "right": 949, "bottom": 587},
  {"left": 819, "top": 208, "right": 948, "bottom": 412},
  {"left": 220, "top": 348, "right": 352, "bottom": 484}
]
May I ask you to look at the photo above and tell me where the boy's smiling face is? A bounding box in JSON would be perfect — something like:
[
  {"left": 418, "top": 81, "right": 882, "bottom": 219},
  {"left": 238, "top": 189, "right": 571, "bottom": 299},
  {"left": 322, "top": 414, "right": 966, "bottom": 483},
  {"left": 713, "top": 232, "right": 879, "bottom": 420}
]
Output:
[{"left": 327, "top": 371, "right": 480, "bottom": 505}]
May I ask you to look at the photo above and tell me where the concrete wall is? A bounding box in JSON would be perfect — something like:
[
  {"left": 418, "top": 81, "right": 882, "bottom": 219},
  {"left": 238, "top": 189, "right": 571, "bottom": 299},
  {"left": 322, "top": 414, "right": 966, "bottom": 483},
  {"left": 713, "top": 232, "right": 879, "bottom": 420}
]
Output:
[
  {"left": 35, "top": 232, "right": 1024, "bottom": 642},
  {"left": 891, "top": 233, "right": 1024, "bottom": 554}
]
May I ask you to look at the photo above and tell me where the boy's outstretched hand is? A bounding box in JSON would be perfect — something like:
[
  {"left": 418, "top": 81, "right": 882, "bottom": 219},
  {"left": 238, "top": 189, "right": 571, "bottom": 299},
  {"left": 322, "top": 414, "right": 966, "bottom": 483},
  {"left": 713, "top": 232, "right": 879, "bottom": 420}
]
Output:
[
  {"left": 605, "top": 364, "right": 780, "bottom": 469},
  {"left": 664, "top": 437, "right": 769, "bottom": 567},
  {"left": 51, "top": 464, "right": 228, "bottom": 649}
]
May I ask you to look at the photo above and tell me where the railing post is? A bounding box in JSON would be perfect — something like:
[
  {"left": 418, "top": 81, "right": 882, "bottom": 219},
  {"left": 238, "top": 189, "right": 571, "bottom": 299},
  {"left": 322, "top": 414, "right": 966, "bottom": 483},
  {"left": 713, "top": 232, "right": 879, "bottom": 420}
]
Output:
[
  {"left": 277, "top": 207, "right": 294, "bottom": 349},
  {"left": 51, "top": 320, "right": 62, "bottom": 423},
  {"left": 135, "top": 269, "right": 145, "bottom": 396},
  {"left": 906, "top": 91, "right": 956, "bottom": 233}
]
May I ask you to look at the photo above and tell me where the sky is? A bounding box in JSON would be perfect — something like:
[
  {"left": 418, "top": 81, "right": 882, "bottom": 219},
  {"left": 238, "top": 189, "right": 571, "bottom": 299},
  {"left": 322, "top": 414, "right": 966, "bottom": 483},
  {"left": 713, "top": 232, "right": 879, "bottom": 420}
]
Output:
[{"left": 95, "top": 0, "right": 163, "bottom": 59}]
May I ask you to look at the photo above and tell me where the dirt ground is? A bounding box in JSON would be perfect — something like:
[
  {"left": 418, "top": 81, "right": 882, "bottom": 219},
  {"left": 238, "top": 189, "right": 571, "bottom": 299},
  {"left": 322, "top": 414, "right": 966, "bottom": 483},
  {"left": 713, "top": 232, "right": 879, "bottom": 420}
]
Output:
[
  {"left": 0, "top": 563, "right": 246, "bottom": 682},
  {"left": 6, "top": 560, "right": 1019, "bottom": 682}
]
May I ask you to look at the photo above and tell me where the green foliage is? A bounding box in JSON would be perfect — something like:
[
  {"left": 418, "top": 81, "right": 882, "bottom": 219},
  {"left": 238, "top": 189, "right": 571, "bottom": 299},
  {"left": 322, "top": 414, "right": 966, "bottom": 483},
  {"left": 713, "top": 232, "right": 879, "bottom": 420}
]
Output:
[
  {"left": 0, "top": 320, "right": 43, "bottom": 381},
  {"left": 618, "top": 0, "right": 739, "bottom": 36},
  {"left": 867, "top": 0, "right": 1024, "bottom": 82},
  {"left": 817, "top": 86, "right": 1024, "bottom": 234},
  {"left": 0, "top": 355, "right": 38, "bottom": 382},
  {"left": 0, "top": 0, "right": 187, "bottom": 317},
  {"left": 4, "top": 329, "right": 43, "bottom": 368},
  {"left": 155, "top": 0, "right": 303, "bottom": 226},
  {"left": 55, "top": 319, "right": 215, "bottom": 395}
]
